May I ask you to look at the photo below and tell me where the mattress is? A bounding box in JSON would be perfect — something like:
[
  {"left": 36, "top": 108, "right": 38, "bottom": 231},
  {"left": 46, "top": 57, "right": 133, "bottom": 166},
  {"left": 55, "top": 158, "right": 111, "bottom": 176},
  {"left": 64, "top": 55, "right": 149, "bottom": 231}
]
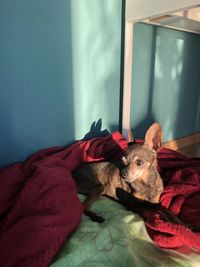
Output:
[{"left": 52, "top": 195, "right": 200, "bottom": 267}]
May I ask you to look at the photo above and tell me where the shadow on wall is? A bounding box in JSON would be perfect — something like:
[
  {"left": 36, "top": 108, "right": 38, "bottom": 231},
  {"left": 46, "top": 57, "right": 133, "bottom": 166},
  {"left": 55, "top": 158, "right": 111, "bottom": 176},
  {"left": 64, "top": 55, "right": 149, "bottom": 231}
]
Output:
[
  {"left": 82, "top": 119, "right": 110, "bottom": 141},
  {"left": 71, "top": 0, "right": 123, "bottom": 139},
  {"left": 0, "top": 1, "right": 75, "bottom": 167},
  {"left": 130, "top": 26, "right": 158, "bottom": 139},
  {"left": 131, "top": 23, "right": 200, "bottom": 142},
  {"left": 0, "top": 0, "right": 123, "bottom": 167}
]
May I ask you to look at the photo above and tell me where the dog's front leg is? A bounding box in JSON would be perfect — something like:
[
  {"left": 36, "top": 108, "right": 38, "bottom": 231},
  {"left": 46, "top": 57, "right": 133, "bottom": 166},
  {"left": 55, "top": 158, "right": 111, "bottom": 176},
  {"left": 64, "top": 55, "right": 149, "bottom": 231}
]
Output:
[{"left": 83, "top": 184, "right": 105, "bottom": 223}]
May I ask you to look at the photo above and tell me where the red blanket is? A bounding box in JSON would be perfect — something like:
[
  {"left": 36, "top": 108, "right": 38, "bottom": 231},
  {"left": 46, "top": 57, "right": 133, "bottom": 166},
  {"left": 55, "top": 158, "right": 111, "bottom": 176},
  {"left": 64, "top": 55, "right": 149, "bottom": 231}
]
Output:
[
  {"left": 0, "top": 132, "right": 127, "bottom": 267},
  {"left": 147, "top": 148, "right": 200, "bottom": 253},
  {"left": 0, "top": 132, "right": 200, "bottom": 267}
]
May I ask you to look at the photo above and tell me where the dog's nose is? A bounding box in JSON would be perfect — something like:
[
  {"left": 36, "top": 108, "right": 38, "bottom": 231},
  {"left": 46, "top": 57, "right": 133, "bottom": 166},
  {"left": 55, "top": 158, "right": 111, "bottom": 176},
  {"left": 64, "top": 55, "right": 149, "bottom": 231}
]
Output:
[{"left": 121, "top": 169, "right": 127, "bottom": 178}]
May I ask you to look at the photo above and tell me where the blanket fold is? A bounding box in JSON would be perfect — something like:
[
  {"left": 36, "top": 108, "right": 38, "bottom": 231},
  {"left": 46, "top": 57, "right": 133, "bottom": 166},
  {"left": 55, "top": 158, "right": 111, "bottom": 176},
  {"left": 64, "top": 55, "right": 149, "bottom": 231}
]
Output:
[
  {"left": 0, "top": 131, "right": 199, "bottom": 267},
  {"left": 0, "top": 132, "right": 127, "bottom": 267}
]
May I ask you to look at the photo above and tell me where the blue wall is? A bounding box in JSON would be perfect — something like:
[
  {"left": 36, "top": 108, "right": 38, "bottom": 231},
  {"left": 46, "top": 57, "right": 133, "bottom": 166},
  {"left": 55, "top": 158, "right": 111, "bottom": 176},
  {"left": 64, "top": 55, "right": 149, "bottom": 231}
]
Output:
[
  {"left": 131, "top": 23, "right": 200, "bottom": 141},
  {"left": 0, "top": 0, "right": 123, "bottom": 166},
  {"left": 1, "top": 3, "right": 200, "bottom": 167}
]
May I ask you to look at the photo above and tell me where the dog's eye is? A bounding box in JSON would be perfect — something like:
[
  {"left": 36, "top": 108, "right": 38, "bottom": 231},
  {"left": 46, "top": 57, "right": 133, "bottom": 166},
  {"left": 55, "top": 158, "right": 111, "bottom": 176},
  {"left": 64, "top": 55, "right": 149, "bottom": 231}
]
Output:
[{"left": 135, "top": 159, "right": 144, "bottom": 166}]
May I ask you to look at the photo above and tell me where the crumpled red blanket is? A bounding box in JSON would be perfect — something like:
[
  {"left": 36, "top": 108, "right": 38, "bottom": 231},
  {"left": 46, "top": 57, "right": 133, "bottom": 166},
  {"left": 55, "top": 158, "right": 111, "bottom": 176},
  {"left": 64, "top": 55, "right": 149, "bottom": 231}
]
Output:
[
  {"left": 0, "top": 131, "right": 200, "bottom": 267},
  {"left": 0, "top": 132, "right": 127, "bottom": 267},
  {"left": 145, "top": 147, "right": 200, "bottom": 253}
]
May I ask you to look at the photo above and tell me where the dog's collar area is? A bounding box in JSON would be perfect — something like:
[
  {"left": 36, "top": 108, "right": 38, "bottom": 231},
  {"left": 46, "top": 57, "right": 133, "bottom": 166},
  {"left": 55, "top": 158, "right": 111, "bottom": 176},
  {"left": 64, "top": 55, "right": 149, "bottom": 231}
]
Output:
[{"left": 127, "top": 176, "right": 139, "bottom": 184}]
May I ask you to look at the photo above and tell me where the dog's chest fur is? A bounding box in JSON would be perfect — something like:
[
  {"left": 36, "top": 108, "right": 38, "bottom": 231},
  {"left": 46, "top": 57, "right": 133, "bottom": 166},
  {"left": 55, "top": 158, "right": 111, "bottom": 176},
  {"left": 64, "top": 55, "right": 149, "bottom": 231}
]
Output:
[
  {"left": 82, "top": 162, "right": 132, "bottom": 198},
  {"left": 101, "top": 163, "right": 132, "bottom": 198}
]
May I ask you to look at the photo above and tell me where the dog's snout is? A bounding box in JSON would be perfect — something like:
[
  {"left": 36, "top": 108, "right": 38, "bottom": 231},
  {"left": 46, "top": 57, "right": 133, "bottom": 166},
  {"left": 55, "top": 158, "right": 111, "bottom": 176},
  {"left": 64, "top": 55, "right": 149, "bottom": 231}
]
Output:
[{"left": 121, "top": 168, "right": 127, "bottom": 178}]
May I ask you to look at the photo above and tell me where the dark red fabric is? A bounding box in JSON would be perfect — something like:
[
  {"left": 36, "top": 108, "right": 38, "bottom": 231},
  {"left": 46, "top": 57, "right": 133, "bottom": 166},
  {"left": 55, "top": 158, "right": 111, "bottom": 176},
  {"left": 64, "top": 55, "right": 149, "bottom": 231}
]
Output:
[
  {"left": 0, "top": 132, "right": 127, "bottom": 267},
  {"left": 145, "top": 148, "right": 200, "bottom": 253},
  {"left": 0, "top": 132, "right": 200, "bottom": 267}
]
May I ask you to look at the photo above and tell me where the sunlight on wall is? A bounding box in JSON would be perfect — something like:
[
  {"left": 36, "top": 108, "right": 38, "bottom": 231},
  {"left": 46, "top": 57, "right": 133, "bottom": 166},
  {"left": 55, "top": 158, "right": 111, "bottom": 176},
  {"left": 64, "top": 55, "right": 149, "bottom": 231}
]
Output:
[
  {"left": 154, "top": 36, "right": 163, "bottom": 80},
  {"left": 171, "top": 39, "right": 184, "bottom": 86},
  {"left": 70, "top": 0, "right": 122, "bottom": 139}
]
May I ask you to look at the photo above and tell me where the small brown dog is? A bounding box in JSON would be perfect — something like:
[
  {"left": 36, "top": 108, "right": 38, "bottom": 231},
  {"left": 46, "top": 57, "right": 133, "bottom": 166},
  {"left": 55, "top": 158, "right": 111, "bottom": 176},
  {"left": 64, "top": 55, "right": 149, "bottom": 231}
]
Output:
[{"left": 72, "top": 123, "right": 164, "bottom": 222}]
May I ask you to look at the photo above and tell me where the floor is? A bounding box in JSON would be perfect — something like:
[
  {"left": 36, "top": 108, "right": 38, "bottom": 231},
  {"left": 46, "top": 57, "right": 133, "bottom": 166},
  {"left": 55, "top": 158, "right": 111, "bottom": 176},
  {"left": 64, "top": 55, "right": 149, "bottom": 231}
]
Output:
[{"left": 178, "top": 142, "right": 200, "bottom": 158}]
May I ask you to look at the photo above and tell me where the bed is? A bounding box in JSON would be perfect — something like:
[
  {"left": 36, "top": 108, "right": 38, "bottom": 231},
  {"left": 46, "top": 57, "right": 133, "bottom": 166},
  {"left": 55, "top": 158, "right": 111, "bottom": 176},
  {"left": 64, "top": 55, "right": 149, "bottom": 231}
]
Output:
[
  {"left": 51, "top": 136, "right": 200, "bottom": 267},
  {"left": 52, "top": 194, "right": 200, "bottom": 267},
  {"left": 0, "top": 131, "right": 200, "bottom": 267}
]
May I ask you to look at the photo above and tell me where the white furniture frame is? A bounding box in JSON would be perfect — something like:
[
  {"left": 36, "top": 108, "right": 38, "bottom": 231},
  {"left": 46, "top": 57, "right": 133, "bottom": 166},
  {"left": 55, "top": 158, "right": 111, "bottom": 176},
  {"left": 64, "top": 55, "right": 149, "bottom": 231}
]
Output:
[{"left": 122, "top": 0, "right": 200, "bottom": 137}]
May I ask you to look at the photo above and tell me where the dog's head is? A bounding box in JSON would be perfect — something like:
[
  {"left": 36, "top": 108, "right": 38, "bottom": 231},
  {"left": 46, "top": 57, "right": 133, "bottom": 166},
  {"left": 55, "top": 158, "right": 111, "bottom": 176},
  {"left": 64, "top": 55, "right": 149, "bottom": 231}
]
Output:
[{"left": 120, "top": 123, "right": 163, "bottom": 203}]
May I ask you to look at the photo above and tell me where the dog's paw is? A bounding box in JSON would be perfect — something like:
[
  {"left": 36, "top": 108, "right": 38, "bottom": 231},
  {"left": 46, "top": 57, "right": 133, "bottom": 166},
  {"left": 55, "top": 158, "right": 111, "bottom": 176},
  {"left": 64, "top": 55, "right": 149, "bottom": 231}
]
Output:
[
  {"left": 91, "top": 214, "right": 105, "bottom": 223},
  {"left": 84, "top": 209, "right": 105, "bottom": 223}
]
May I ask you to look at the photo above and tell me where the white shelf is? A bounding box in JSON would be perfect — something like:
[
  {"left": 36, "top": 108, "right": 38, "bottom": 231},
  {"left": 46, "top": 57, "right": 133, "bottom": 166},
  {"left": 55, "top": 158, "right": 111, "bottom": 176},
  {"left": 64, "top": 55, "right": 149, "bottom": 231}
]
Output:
[
  {"left": 126, "top": 0, "right": 200, "bottom": 22},
  {"left": 122, "top": 0, "right": 200, "bottom": 137}
]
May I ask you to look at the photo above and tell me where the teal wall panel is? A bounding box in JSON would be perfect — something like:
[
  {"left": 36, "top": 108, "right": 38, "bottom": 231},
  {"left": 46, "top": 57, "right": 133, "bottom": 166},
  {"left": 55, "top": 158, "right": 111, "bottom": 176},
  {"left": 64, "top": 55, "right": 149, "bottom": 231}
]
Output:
[
  {"left": 131, "top": 23, "right": 200, "bottom": 141},
  {"left": 0, "top": 0, "right": 123, "bottom": 166}
]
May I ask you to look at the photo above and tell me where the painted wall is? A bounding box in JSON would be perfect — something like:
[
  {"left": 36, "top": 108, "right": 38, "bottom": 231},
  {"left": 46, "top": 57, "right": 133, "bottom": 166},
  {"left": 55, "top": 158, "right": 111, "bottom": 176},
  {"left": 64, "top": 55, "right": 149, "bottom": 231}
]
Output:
[
  {"left": 0, "top": 0, "right": 123, "bottom": 167},
  {"left": 131, "top": 23, "right": 200, "bottom": 141}
]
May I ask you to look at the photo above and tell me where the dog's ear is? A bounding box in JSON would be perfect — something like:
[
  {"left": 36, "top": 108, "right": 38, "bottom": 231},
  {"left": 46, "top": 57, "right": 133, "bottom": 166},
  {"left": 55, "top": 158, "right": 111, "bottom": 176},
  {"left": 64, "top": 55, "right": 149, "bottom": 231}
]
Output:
[
  {"left": 144, "top": 122, "right": 162, "bottom": 151},
  {"left": 127, "top": 127, "right": 134, "bottom": 143}
]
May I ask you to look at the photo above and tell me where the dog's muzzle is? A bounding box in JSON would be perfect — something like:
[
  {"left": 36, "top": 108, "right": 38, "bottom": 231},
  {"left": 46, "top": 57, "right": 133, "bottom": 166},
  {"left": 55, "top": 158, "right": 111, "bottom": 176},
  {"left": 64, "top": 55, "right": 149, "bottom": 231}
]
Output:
[
  {"left": 120, "top": 168, "right": 128, "bottom": 179},
  {"left": 120, "top": 168, "right": 138, "bottom": 184}
]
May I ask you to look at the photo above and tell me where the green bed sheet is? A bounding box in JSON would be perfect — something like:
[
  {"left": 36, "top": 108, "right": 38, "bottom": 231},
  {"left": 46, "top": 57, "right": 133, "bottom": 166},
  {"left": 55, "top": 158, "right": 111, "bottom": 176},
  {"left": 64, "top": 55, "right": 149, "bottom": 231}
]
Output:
[{"left": 52, "top": 195, "right": 200, "bottom": 267}]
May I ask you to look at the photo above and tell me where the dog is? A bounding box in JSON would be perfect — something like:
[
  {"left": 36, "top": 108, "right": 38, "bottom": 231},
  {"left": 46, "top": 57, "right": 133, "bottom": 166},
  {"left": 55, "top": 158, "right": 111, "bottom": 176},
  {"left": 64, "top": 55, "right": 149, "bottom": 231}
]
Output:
[{"left": 72, "top": 122, "right": 164, "bottom": 222}]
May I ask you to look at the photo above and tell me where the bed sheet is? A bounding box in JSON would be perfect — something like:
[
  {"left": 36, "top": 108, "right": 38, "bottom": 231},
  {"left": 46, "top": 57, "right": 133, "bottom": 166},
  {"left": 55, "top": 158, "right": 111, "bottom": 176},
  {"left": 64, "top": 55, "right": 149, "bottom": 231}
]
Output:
[{"left": 52, "top": 195, "right": 200, "bottom": 267}]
